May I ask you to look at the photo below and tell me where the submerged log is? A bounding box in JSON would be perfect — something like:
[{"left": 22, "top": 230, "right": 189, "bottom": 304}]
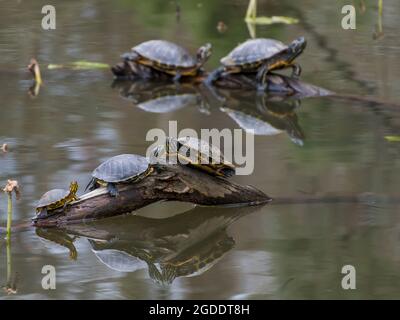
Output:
[{"left": 32, "top": 164, "right": 271, "bottom": 228}]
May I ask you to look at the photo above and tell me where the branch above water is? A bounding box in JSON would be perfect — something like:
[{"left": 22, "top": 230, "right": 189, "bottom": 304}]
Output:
[{"left": 32, "top": 164, "right": 271, "bottom": 228}]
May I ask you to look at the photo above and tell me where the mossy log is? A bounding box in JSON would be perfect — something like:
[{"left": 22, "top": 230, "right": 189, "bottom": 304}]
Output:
[{"left": 32, "top": 164, "right": 271, "bottom": 228}]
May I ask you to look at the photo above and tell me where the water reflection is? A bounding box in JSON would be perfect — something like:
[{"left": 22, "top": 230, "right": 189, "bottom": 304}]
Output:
[
  {"left": 220, "top": 92, "right": 305, "bottom": 146},
  {"left": 111, "top": 75, "right": 323, "bottom": 147},
  {"left": 35, "top": 204, "right": 265, "bottom": 285},
  {"left": 112, "top": 81, "right": 211, "bottom": 114}
]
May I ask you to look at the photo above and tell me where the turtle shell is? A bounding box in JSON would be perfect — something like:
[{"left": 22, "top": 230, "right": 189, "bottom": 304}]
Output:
[
  {"left": 92, "top": 154, "right": 149, "bottom": 183},
  {"left": 150, "top": 136, "right": 235, "bottom": 177},
  {"left": 177, "top": 136, "right": 228, "bottom": 164},
  {"left": 221, "top": 38, "right": 287, "bottom": 67},
  {"left": 37, "top": 189, "right": 70, "bottom": 208},
  {"left": 132, "top": 40, "right": 197, "bottom": 69}
]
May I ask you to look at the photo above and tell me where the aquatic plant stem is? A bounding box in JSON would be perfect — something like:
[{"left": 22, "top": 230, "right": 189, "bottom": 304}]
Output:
[
  {"left": 6, "top": 229, "right": 11, "bottom": 285},
  {"left": 6, "top": 191, "right": 12, "bottom": 239},
  {"left": 245, "top": 0, "right": 257, "bottom": 20},
  {"left": 378, "top": 0, "right": 383, "bottom": 33},
  {"left": 4, "top": 191, "right": 13, "bottom": 290}
]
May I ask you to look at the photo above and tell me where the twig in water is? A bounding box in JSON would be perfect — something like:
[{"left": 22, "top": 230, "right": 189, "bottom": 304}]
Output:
[{"left": 28, "top": 58, "right": 43, "bottom": 85}]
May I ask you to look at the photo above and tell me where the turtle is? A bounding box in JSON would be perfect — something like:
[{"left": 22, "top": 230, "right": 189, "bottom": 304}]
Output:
[
  {"left": 121, "top": 40, "right": 212, "bottom": 81},
  {"left": 35, "top": 181, "right": 79, "bottom": 219},
  {"left": 85, "top": 154, "right": 153, "bottom": 197},
  {"left": 205, "top": 37, "right": 307, "bottom": 91},
  {"left": 149, "top": 136, "right": 235, "bottom": 177}
]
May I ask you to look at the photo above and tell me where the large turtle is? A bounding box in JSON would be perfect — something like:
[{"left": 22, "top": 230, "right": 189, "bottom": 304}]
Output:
[
  {"left": 149, "top": 136, "right": 235, "bottom": 178},
  {"left": 206, "top": 37, "right": 307, "bottom": 91},
  {"left": 85, "top": 154, "right": 153, "bottom": 197},
  {"left": 35, "top": 181, "right": 79, "bottom": 219},
  {"left": 122, "top": 40, "right": 212, "bottom": 81}
]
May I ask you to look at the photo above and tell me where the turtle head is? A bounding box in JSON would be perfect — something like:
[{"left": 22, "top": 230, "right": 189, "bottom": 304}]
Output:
[
  {"left": 69, "top": 181, "right": 79, "bottom": 195},
  {"left": 196, "top": 43, "right": 212, "bottom": 66},
  {"left": 287, "top": 37, "right": 307, "bottom": 61}
]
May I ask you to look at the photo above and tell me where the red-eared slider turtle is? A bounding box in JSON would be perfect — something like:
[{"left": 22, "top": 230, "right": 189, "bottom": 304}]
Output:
[
  {"left": 206, "top": 37, "right": 306, "bottom": 91},
  {"left": 122, "top": 40, "right": 212, "bottom": 81},
  {"left": 149, "top": 136, "right": 235, "bottom": 177},
  {"left": 35, "top": 181, "right": 79, "bottom": 219},
  {"left": 85, "top": 154, "right": 153, "bottom": 197}
]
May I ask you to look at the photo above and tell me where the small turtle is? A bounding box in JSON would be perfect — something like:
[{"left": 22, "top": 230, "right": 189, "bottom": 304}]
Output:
[
  {"left": 85, "top": 154, "right": 153, "bottom": 197},
  {"left": 149, "top": 136, "right": 235, "bottom": 178},
  {"left": 206, "top": 37, "right": 306, "bottom": 91},
  {"left": 35, "top": 181, "right": 79, "bottom": 219},
  {"left": 122, "top": 40, "right": 212, "bottom": 81}
]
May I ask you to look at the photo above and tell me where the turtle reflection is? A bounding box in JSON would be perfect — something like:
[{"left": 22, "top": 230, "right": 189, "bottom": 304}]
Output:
[
  {"left": 220, "top": 91, "right": 305, "bottom": 146},
  {"left": 112, "top": 81, "right": 211, "bottom": 114},
  {"left": 90, "top": 230, "right": 234, "bottom": 286},
  {"left": 35, "top": 205, "right": 264, "bottom": 285}
]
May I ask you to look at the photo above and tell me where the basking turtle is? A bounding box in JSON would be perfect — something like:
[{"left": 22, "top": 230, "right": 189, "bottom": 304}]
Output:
[
  {"left": 149, "top": 136, "right": 235, "bottom": 178},
  {"left": 85, "top": 154, "right": 153, "bottom": 197},
  {"left": 35, "top": 181, "right": 79, "bottom": 219},
  {"left": 122, "top": 40, "right": 212, "bottom": 81},
  {"left": 206, "top": 37, "right": 306, "bottom": 90}
]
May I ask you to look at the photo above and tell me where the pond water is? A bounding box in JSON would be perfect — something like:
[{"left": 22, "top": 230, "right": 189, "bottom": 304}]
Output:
[{"left": 1, "top": 0, "right": 400, "bottom": 299}]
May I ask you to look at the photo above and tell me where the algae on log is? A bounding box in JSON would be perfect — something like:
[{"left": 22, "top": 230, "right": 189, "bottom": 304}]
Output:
[{"left": 32, "top": 164, "right": 271, "bottom": 227}]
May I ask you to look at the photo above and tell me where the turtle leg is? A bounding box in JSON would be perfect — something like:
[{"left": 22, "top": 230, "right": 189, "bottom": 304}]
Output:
[
  {"left": 85, "top": 178, "right": 96, "bottom": 192},
  {"left": 204, "top": 67, "right": 225, "bottom": 86},
  {"left": 172, "top": 72, "right": 182, "bottom": 83},
  {"left": 256, "top": 63, "right": 269, "bottom": 92},
  {"left": 107, "top": 183, "right": 119, "bottom": 197},
  {"left": 290, "top": 63, "right": 302, "bottom": 79}
]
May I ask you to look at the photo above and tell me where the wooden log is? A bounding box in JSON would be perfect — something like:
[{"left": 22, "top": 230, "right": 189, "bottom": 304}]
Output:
[{"left": 32, "top": 164, "right": 271, "bottom": 228}]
